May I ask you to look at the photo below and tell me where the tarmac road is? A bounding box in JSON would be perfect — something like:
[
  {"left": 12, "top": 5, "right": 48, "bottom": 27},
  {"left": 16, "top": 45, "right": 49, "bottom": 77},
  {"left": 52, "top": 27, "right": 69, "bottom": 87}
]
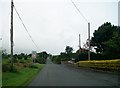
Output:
[{"left": 28, "top": 57, "right": 119, "bottom": 86}]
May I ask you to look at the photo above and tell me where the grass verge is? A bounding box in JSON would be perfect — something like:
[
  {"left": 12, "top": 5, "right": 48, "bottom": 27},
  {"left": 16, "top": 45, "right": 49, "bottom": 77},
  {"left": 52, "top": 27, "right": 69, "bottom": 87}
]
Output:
[
  {"left": 0, "top": 65, "right": 1, "bottom": 87},
  {"left": 76, "top": 59, "right": 120, "bottom": 72},
  {"left": 2, "top": 64, "right": 45, "bottom": 87}
]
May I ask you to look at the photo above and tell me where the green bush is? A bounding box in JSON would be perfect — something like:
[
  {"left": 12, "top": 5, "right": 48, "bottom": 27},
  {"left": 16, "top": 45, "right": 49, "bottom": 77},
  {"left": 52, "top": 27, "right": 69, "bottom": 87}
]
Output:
[
  {"left": 35, "top": 58, "right": 46, "bottom": 64},
  {"left": 17, "top": 55, "right": 22, "bottom": 59},
  {"left": 9, "top": 58, "right": 18, "bottom": 63},
  {"left": 2, "top": 54, "right": 9, "bottom": 59},
  {"left": 2, "top": 64, "right": 18, "bottom": 72},
  {"left": 75, "top": 52, "right": 109, "bottom": 63},
  {"left": 29, "top": 64, "right": 38, "bottom": 69},
  {"left": 19, "top": 59, "right": 25, "bottom": 63},
  {"left": 75, "top": 52, "right": 88, "bottom": 62},
  {"left": 51, "top": 56, "right": 61, "bottom": 64},
  {"left": 14, "top": 58, "right": 19, "bottom": 63},
  {"left": 2, "top": 64, "right": 10, "bottom": 72}
]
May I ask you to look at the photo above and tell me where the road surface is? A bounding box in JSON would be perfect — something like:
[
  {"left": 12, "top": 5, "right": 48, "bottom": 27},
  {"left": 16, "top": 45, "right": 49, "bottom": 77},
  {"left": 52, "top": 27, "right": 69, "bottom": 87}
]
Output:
[{"left": 28, "top": 58, "right": 119, "bottom": 86}]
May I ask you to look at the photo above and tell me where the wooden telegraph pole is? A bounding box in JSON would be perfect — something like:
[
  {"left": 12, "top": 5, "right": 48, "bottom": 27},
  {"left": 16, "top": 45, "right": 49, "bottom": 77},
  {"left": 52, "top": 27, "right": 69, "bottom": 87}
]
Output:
[
  {"left": 71, "top": 0, "right": 91, "bottom": 61},
  {"left": 88, "top": 23, "right": 90, "bottom": 60},
  {"left": 79, "top": 34, "right": 81, "bottom": 53},
  {"left": 10, "top": 0, "right": 14, "bottom": 71}
]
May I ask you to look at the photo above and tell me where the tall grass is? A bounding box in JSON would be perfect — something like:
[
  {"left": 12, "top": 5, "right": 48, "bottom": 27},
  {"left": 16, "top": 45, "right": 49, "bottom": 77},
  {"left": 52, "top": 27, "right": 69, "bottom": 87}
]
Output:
[
  {"left": 2, "top": 64, "right": 45, "bottom": 87},
  {"left": 76, "top": 59, "right": 120, "bottom": 72}
]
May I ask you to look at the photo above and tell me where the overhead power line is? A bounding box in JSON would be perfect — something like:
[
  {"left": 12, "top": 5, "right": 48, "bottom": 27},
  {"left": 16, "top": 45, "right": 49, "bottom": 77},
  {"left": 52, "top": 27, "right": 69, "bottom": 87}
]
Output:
[
  {"left": 71, "top": 0, "right": 91, "bottom": 60},
  {"left": 13, "top": 4, "right": 40, "bottom": 50},
  {"left": 71, "top": 0, "right": 88, "bottom": 23}
]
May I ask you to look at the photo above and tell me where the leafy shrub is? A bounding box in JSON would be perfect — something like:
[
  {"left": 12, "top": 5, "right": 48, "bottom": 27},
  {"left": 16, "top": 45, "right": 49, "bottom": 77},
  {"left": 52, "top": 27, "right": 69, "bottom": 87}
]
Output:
[
  {"left": 24, "top": 55, "right": 28, "bottom": 60},
  {"left": 35, "top": 58, "right": 46, "bottom": 64},
  {"left": 2, "top": 64, "right": 18, "bottom": 72},
  {"left": 17, "top": 55, "right": 22, "bottom": 59},
  {"left": 23, "top": 64, "right": 27, "bottom": 67},
  {"left": 75, "top": 52, "right": 108, "bottom": 63},
  {"left": 19, "top": 59, "right": 25, "bottom": 63},
  {"left": 14, "top": 58, "right": 19, "bottom": 63},
  {"left": 51, "top": 56, "right": 61, "bottom": 64},
  {"left": 75, "top": 52, "right": 88, "bottom": 62},
  {"left": 9, "top": 58, "right": 18, "bottom": 63},
  {"left": 9, "top": 65, "right": 18, "bottom": 72},
  {"left": 29, "top": 64, "right": 38, "bottom": 69},
  {"left": 8, "top": 58, "right": 19, "bottom": 63},
  {"left": 2, "top": 64, "right": 10, "bottom": 72}
]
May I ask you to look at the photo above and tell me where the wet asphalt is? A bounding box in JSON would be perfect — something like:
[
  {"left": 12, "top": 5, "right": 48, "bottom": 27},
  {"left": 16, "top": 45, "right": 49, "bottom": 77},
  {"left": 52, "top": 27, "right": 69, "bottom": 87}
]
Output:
[{"left": 28, "top": 58, "right": 119, "bottom": 86}]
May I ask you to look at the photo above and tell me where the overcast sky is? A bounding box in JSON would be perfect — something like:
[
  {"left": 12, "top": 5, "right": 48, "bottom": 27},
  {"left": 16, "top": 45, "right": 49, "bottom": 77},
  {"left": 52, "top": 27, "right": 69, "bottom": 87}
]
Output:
[{"left": 0, "top": 0, "right": 119, "bottom": 55}]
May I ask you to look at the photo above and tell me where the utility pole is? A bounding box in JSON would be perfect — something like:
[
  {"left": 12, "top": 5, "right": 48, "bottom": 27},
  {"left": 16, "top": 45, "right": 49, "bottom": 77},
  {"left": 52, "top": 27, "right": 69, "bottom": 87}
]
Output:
[
  {"left": 79, "top": 34, "right": 81, "bottom": 53},
  {"left": 71, "top": 0, "right": 90, "bottom": 60},
  {"left": 88, "top": 22, "right": 90, "bottom": 60},
  {"left": 10, "top": 0, "right": 14, "bottom": 70},
  {"left": 118, "top": 1, "right": 120, "bottom": 26}
]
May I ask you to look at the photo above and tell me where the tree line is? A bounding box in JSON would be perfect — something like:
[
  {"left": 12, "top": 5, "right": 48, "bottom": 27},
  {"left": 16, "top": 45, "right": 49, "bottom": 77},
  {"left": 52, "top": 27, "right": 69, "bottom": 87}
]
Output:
[
  {"left": 51, "top": 22, "right": 120, "bottom": 64},
  {"left": 2, "top": 51, "right": 49, "bottom": 64},
  {"left": 2, "top": 22, "right": 120, "bottom": 65}
]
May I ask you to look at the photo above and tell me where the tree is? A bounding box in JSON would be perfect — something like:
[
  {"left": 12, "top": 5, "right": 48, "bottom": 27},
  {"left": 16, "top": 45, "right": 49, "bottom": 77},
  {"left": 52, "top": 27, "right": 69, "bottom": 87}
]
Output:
[
  {"left": 28, "top": 54, "right": 31, "bottom": 58},
  {"left": 36, "top": 51, "right": 48, "bottom": 64},
  {"left": 24, "top": 54, "right": 28, "bottom": 60},
  {"left": 91, "top": 22, "right": 120, "bottom": 59},
  {"left": 38, "top": 51, "right": 48, "bottom": 59},
  {"left": 65, "top": 46, "right": 73, "bottom": 54},
  {"left": 59, "top": 52, "right": 67, "bottom": 61},
  {"left": 60, "top": 52, "right": 66, "bottom": 57},
  {"left": 91, "top": 22, "right": 117, "bottom": 53},
  {"left": 104, "top": 26, "right": 120, "bottom": 58},
  {"left": 21, "top": 53, "right": 25, "bottom": 59},
  {"left": 65, "top": 46, "right": 73, "bottom": 59}
]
